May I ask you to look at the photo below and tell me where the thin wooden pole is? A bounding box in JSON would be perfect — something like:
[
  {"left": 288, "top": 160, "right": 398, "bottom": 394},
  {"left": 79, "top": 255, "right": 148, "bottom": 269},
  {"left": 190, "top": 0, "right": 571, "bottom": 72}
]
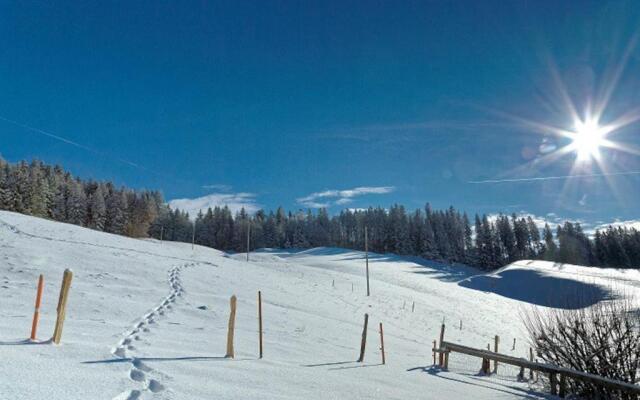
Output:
[
  {"left": 365, "top": 227, "right": 370, "bottom": 297},
  {"left": 379, "top": 323, "right": 385, "bottom": 365},
  {"left": 432, "top": 340, "right": 437, "bottom": 365},
  {"left": 438, "top": 323, "right": 446, "bottom": 366},
  {"left": 512, "top": 338, "right": 516, "bottom": 351},
  {"left": 225, "top": 295, "right": 237, "bottom": 358},
  {"left": 191, "top": 221, "right": 196, "bottom": 250},
  {"left": 493, "top": 335, "right": 499, "bottom": 373},
  {"left": 357, "top": 313, "right": 369, "bottom": 362},
  {"left": 258, "top": 291, "right": 263, "bottom": 359},
  {"left": 246, "top": 223, "right": 251, "bottom": 262},
  {"left": 529, "top": 347, "right": 535, "bottom": 380},
  {"left": 459, "top": 319, "right": 462, "bottom": 330},
  {"left": 30, "top": 274, "right": 44, "bottom": 340},
  {"left": 53, "top": 269, "right": 73, "bottom": 344}
]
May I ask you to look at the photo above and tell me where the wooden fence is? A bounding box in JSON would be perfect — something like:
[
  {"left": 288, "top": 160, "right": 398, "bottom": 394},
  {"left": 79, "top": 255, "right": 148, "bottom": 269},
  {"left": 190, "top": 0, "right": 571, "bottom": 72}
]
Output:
[{"left": 437, "top": 340, "right": 640, "bottom": 398}]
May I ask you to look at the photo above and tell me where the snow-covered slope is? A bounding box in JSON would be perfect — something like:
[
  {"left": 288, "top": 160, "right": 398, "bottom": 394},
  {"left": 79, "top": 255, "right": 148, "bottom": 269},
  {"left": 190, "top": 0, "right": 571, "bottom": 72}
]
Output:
[{"left": 0, "top": 211, "right": 630, "bottom": 399}]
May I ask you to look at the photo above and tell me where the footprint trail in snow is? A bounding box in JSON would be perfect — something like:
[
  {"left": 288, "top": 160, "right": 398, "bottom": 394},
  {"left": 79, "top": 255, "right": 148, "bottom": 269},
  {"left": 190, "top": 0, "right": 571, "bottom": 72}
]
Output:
[{"left": 111, "top": 263, "right": 195, "bottom": 399}]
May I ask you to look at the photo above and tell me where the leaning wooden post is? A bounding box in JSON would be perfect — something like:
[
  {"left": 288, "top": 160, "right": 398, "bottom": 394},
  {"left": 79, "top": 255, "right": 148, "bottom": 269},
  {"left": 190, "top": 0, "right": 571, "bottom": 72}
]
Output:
[
  {"left": 258, "top": 291, "right": 263, "bottom": 359},
  {"left": 364, "top": 227, "right": 370, "bottom": 297},
  {"left": 438, "top": 323, "right": 446, "bottom": 366},
  {"left": 225, "top": 295, "right": 237, "bottom": 358},
  {"left": 379, "top": 323, "right": 385, "bottom": 365},
  {"left": 30, "top": 274, "right": 44, "bottom": 340},
  {"left": 357, "top": 313, "right": 369, "bottom": 362},
  {"left": 493, "top": 335, "right": 499, "bottom": 373},
  {"left": 52, "top": 269, "right": 73, "bottom": 344}
]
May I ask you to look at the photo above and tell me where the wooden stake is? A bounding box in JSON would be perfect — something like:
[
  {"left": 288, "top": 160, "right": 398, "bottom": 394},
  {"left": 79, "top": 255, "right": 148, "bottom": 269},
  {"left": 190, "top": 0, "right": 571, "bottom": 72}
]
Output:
[
  {"left": 365, "top": 227, "right": 370, "bottom": 297},
  {"left": 512, "top": 337, "right": 516, "bottom": 351},
  {"left": 225, "top": 295, "right": 237, "bottom": 358},
  {"left": 443, "top": 350, "right": 449, "bottom": 370},
  {"left": 550, "top": 373, "right": 558, "bottom": 395},
  {"left": 459, "top": 319, "right": 462, "bottom": 330},
  {"left": 357, "top": 313, "right": 369, "bottom": 362},
  {"left": 52, "top": 269, "right": 73, "bottom": 344},
  {"left": 432, "top": 340, "right": 437, "bottom": 365},
  {"left": 379, "top": 323, "right": 385, "bottom": 365},
  {"left": 529, "top": 347, "right": 535, "bottom": 380},
  {"left": 30, "top": 274, "right": 44, "bottom": 340},
  {"left": 258, "top": 291, "right": 263, "bottom": 359},
  {"left": 411, "top": 301, "right": 415, "bottom": 312},
  {"left": 332, "top": 279, "right": 335, "bottom": 288},
  {"left": 493, "top": 335, "right": 499, "bottom": 373},
  {"left": 191, "top": 221, "right": 196, "bottom": 251},
  {"left": 438, "top": 323, "right": 446, "bottom": 366}
]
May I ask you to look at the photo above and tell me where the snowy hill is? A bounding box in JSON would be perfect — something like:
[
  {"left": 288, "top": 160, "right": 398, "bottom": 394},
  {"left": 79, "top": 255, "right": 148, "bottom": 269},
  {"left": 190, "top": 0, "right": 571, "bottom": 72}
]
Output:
[{"left": 0, "top": 210, "right": 631, "bottom": 399}]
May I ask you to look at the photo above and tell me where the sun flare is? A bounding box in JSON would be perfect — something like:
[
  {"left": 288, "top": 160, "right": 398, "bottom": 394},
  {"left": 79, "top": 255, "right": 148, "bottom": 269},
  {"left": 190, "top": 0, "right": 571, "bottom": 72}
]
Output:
[{"left": 570, "top": 118, "right": 606, "bottom": 161}]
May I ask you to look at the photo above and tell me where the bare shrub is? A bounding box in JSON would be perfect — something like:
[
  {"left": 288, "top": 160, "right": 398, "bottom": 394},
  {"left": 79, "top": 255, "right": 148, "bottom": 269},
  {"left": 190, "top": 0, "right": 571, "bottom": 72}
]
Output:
[{"left": 523, "top": 299, "right": 640, "bottom": 399}]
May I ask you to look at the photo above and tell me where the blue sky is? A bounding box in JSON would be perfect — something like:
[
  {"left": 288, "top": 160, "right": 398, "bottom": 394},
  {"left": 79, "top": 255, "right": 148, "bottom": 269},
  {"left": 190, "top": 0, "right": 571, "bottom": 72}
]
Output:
[{"left": 1, "top": 1, "right": 640, "bottom": 229}]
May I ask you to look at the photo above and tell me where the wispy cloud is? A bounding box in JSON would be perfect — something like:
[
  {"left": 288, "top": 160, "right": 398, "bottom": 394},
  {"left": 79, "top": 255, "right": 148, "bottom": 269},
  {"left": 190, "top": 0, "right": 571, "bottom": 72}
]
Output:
[
  {"left": 201, "top": 184, "right": 232, "bottom": 192},
  {"left": 297, "top": 186, "right": 395, "bottom": 208},
  {"left": 169, "top": 193, "right": 260, "bottom": 218}
]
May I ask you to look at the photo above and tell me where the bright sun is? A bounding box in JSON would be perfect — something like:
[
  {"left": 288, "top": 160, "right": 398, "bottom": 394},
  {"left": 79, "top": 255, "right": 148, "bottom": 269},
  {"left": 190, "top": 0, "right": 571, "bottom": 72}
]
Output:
[{"left": 571, "top": 118, "right": 606, "bottom": 161}]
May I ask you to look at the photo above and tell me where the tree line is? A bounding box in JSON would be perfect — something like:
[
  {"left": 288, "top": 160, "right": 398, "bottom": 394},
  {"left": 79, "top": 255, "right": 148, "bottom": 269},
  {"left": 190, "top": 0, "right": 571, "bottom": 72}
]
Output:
[{"left": 1, "top": 158, "right": 639, "bottom": 269}]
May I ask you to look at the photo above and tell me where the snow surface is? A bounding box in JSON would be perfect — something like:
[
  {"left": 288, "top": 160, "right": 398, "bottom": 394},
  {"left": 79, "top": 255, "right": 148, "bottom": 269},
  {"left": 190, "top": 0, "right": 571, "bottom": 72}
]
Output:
[{"left": 0, "top": 210, "right": 633, "bottom": 399}]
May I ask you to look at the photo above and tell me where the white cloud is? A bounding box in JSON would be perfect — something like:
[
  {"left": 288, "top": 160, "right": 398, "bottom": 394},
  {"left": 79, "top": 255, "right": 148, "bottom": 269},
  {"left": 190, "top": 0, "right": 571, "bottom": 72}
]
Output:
[
  {"left": 592, "top": 219, "right": 640, "bottom": 232},
  {"left": 169, "top": 193, "right": 260, "bottom": 219},
  {"left": 297, "top": 186, "right": 395, "bottom": 208}
]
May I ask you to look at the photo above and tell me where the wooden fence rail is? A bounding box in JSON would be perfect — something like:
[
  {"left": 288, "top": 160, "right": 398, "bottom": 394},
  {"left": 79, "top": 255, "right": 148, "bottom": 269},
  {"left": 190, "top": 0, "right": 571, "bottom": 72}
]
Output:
[{"left": 439, "top": 340, "right": 640, "bottom": 397}]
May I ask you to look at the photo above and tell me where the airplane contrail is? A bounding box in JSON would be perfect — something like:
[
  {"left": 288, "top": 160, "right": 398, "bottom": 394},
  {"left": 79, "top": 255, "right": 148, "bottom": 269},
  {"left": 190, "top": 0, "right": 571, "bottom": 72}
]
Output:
[
  {"left": 469, "top": 170, "right": 640, "bottom": 184},
  {"left": 0, "top": 115, "right": 169, "bottom": 179}
]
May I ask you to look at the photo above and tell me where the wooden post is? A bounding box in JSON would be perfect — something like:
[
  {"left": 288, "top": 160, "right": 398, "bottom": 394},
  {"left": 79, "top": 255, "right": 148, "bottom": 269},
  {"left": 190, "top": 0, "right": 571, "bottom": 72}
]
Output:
[
  {"left": 246, "top": 223, "right": 250, "bottom": 262},
  {"left": 432, "top": 340, "right": 437, "bottom": 365},
  {"left": 52, "top": 269, "right": 73, "bottom": 344},
  {"left": 332, "top": 279, "right": 335, "bottom": 288},
  {"left": 191, "top": 221, "right": 196, "bottom": 251},
  {"left": 365, "top": 227, "right": 370, "bottom": 297},
  {"left": 379, "top": 323, "right": 385, "bottom": 365},
  {"left": 357, "top": 313, "right": 369, "bottom": 362},
  {"left": 438, "top": 323, "right": 446, "bottom": 366},
  {"left": 225, "top": 295, "right": 237, "bottom": 358},
  {"left": 493, "top": 335, "right": 499, "bottom": 373},
  {"left": 258, "top": 291, "right": 263, "bottom": 359},
  {"left": 550, "top": 373, "right": 558, "bottom": 395},
  {"left": 482, "top": 343, "right": 491, "bottom": 374},
  {"left": 30, "top": 274, "right": 44, "bottom": 340},
  {"left": 459, "top": 319, "right": 462, "bottom": 330},
  {"left": 559, "top": 374, "right": 566, "bottom": 398},
  {"left": 512, "top": 338, "right": 516, "bottom": 351},
  {"left": 443, "top": 351, "right": 449, "bottom": 370},
  {"left": 411, "top": 301, "right": 415, "bottom": 312},
  {"left": 529, "top": 347, "right": 535, "bottom": 380}
]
